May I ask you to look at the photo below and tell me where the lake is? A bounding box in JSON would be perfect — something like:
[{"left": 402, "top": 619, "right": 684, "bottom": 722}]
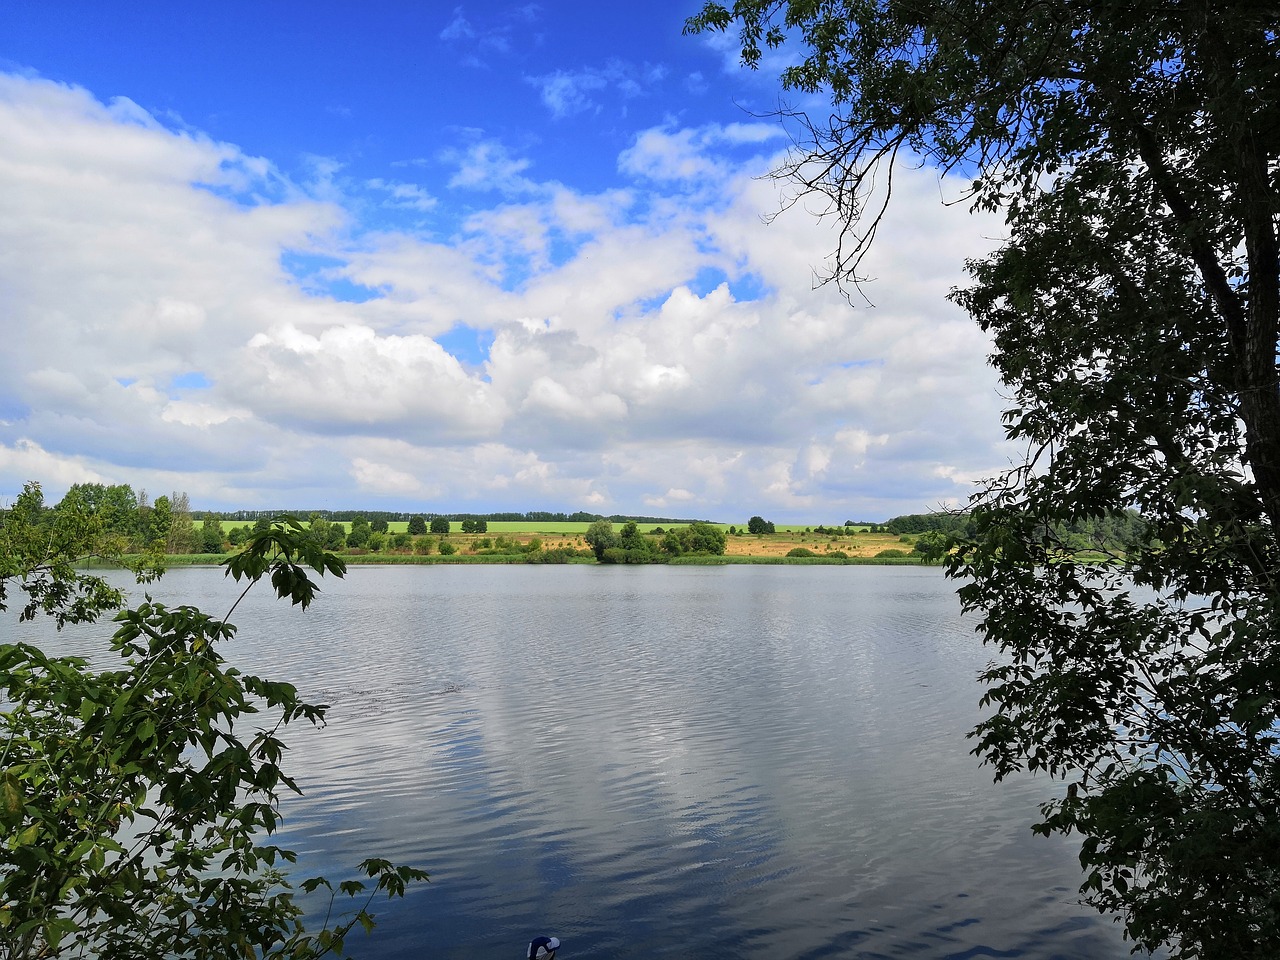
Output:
[{"left": 17, "top": 563, "right": 1139, "bottom": 959}]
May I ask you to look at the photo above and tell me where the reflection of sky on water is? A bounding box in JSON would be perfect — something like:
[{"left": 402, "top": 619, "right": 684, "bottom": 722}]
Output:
[{"left": 28, "top": 565, "right": 1141, "bottom": 959}]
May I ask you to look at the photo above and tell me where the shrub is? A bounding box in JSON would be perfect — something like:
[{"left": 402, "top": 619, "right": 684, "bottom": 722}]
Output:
[
  {"left": 438, "top": 540, "right": 457, "bottom": 555},
  {"left": 786, "top": 547, "right": 818, "bottom": 558},
  {"left": 875, "top": 548, "right": 909, "bottom": 558},
  {"left": 525, "top": 546, "right": 579, "bottom": 564}
]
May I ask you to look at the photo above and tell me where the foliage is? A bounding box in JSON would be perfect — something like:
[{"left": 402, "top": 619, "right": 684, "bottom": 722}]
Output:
[
  {"left": 786, "top": 547, "right": 818, "bottom": 558},
  {"left": 428, "top": 518, "right": 450, "bottom": 536},
  {"left": 584, "top": 520, "right": 617, "bottom": 561},
  {"left": 522, "top": 546, "right": 583, "bottom": 564},
  {"left": 437, "top": 540, "right": 457, "bottom": 556},
  {"left": 345, "top": 516, "right": 371, "bottom": 550},
  {"left": 407, "top": 516, "right": 426, "bottom": 537},
  {"left": 747, "top": 516, "right": 776, "bottom": 534},
  {"left": 459, "top": 519, "right": 488, "bottom": 534},
  {"left": 883, "top": 513, "right": 968, "bottom": 536},
  {"left": 1, "top": 497, "right": 426, "bottom": 959},
  {"left": 200, "top": 513, "right": 226, "bottom": 554},
  {"left": 0, "top": 483, "right": 164, "bottom": 628},
  {"left": 911, "top": 530, "right": 949, "bottom": 564},
  {"left": 662, "top": 522, "right": 727, "bottom": 557},
  {"left": 690, "top": 1, "right": 1280, "bottom": 955},
  {"left": 324, "top": 523, "right": 347, "bottom": 552},
  {"left": 166, "top": 493, "right": 198, "bottom": 555}
]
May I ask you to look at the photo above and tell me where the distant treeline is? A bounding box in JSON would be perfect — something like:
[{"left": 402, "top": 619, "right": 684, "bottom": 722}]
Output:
[{"left": 207, "top": 508, "right": 709, "bottom": 525}]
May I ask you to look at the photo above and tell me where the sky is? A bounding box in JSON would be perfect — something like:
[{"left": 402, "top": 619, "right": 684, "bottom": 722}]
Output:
[{"left": 0, "top": 1, "right": 1013, "bottom": 522}]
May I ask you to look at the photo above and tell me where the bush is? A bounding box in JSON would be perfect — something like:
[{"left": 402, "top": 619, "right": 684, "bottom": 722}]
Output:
[
  {"left": 525, "top": 546, "right": 580, "bottom": 564},
  {"left": 875, "top": 548, "right": 909, "bottom": 558},
  {"left": 601, "top": 547, "right": 668, "bottom": 564},
  {"left": 413, "top": 535, "right": 435, "bottom": 555},
  {"left": 786, "top": 547, "right": 818, "bottom": 557},
  {"left": 437, "top": 540, "right": 457, "bottom": 555}
]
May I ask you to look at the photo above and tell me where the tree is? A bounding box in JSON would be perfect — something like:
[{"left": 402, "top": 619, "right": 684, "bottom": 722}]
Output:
[
  {"left": 370, "top": 517, "right": 389, "bottom": 534},
  {"left": 147, "top": 494, "right": 172, "bottom": 549},
  {"left": 200, "top": 512, "right": 225, "bottom": 554},
  {"left": 306, "top": 513, "right": 331, "bottom": 547},
  {"left": 618, "top": 521, "right": 644, "bottom": 551},
  {"left": 584, "top": 519, "right": 617, "bottom": 561},
  {"left": 325, "top": 522, "right": 347, "bottom": 551},
  {"left": 429, "top": 517, "right": 450, "bottom": 536},
  {"left": 662, "top": 522, "right": 727, "bottom": 557},
  {"left": 59, "top": 484, "right": 141, "bottom": 548},
  {"left": 1, "top": 482, "right": 162, "bottom": 627},
  {"left": 166, "top": 492, "right": 197, "bottom": 555},
  {"left": 747, "top": 516, "right": 775, "bottom": 535},
  {"left": 407, "top": 516, "right": 426, "bottom": 536},
  {"left": 911, "top": 530, "right": 949, "bottom": 564},
  {"left": 1, "top": 492, "right": 425, "bottom": 958},
  {"left": 346, "top": 516, "right": 371, "bottom": 549},
  {"left": 689, "top": 3, "right": 1280, "bottom": 956}
]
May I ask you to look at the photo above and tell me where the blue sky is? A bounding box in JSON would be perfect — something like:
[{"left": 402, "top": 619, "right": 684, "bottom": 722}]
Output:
[{"left": 0, "top": 2, "right": 1010, "bottom": 521}]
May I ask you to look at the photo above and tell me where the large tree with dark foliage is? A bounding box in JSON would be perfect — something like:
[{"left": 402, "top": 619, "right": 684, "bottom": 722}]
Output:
[{"left": 688, "top": 3, "right": 1280, "bottom": 956}]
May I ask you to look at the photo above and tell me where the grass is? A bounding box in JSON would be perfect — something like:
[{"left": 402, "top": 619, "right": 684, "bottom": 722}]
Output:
[
  {"left": 137, "top": 528, "right": 928, "bottom": 567},
  {"left": 181, "top": 520, "right": 923, "bottom": 564}
]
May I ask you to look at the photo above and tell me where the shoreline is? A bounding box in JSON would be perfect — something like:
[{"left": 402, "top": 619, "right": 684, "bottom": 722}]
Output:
[{"left": 102, "top": 553, "right": 934, "bottom": 568}]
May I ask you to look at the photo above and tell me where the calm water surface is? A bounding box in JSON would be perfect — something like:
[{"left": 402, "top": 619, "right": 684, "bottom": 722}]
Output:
[{"left": 25, "top": 564, "right": 1137, "bottom": 959}]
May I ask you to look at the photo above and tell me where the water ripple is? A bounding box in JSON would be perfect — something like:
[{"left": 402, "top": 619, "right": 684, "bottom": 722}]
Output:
[{"left": 31, "top": 565, "right": 1146, "bottom": 960}]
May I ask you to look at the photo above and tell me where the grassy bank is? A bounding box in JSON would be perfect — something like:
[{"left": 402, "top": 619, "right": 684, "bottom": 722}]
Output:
[
  {"left": 127, "top": 551, "right": 930, "bottom": 568},
  {"left": 147, "top": 525, "right": 933, "bottom": 566}
]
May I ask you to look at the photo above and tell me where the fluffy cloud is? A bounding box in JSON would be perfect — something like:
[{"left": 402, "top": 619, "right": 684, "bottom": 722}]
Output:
[{"left": 0, "top": 73, "right": 1012, "bottom": 519}]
